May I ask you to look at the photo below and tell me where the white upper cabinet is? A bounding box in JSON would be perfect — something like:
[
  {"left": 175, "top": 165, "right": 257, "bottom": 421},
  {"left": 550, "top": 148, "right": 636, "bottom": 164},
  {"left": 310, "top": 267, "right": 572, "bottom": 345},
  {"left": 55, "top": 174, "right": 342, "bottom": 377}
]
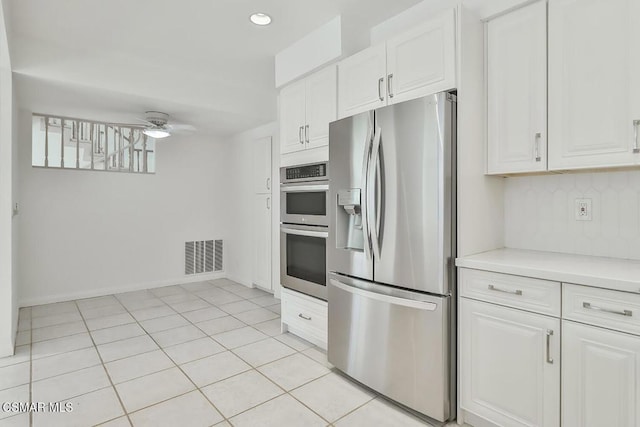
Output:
[
  {"left": 562, "top": 321, "right": 640, "bottom": 427},
  {"left": 486, "top": 1, "right": 547, "bottom": 174},
  {"left": 337, "top": 44, "right": 387, "bottom": 119},
  {"left": 280, "top": 65, "right": 337, "bottom": 156},
  {"left": 460, "top": 298, "right": 560, "bottom": 427},
  {"left": 386, "top": 9, "right": 456, "bottom": 105},
  {"left": 280, "top": 80, "right": 307, "bottom": 155},
  {"left": 338, "top": 9, "right": 456, "bottom": 119},
  {"left": 253, "top": 137, "right": 272, "bottom": 194},
  {"left": 548, "top": 0, "right": 640, "bottom": 170},
  {"left": 305, "top": 66, "right": 337, "bottom": 150}
]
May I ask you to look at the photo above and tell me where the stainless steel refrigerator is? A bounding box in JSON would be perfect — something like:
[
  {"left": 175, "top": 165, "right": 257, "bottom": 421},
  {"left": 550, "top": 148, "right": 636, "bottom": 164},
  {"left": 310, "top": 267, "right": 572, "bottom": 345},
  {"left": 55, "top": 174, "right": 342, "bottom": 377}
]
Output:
[{"left": 327, "top": 92, "right": 456, "bottom": 423}]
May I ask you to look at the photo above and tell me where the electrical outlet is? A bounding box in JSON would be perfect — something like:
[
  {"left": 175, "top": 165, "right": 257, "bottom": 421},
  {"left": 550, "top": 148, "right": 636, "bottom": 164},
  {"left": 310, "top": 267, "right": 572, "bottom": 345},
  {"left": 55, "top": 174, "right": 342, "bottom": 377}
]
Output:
[{"left": 575, "top": 198, "right": 592, "bottom": 221}]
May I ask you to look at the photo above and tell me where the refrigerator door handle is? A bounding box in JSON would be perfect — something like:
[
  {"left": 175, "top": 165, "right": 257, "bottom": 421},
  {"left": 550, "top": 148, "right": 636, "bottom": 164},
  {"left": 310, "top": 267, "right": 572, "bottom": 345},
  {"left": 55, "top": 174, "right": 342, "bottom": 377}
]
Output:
[
  {"left": 368, "top": 126, "right": 382, "bottom": 260},
  {"left": 329, "top": 277, "right": 438, "bottom": 311},
  {"left": 360, "top": 120, "right": 374, "bottom": 259}
]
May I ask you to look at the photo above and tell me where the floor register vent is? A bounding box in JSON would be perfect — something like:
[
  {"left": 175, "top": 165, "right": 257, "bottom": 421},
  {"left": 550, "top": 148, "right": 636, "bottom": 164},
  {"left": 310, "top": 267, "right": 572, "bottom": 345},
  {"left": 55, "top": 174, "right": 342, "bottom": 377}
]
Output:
[{"left": 185, "top": 240, "right": 223, "bottom": 275}]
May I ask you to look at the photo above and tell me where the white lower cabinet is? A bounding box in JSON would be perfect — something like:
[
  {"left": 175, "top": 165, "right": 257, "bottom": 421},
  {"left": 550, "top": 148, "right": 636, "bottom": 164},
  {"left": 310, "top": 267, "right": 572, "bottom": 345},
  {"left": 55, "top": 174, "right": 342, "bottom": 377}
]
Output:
[
  {"left": 460, "top": 298, "right": 560, "bottom": 427},
  {"left": 562, "top": 320, "right": 640, "bottom": 427},
  {"left": 281, "top": 288, "right": 327, "bottom": 349},
  {"left": 460, "top": 267, "right": 640, "bottom": 427}
]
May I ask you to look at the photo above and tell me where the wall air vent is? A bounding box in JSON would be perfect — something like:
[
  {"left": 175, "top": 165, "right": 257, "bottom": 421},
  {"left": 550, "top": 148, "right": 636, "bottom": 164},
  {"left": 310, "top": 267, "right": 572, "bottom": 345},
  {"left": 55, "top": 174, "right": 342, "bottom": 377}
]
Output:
[{"left": 185, "top": 240, "right": 223, "bottom": 275}]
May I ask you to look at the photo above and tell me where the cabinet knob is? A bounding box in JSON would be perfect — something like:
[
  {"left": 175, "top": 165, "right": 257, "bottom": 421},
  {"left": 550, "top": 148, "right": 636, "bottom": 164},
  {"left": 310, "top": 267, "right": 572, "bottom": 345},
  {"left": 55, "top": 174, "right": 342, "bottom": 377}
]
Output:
[
  {"left": 633, "top": 120, "right": 640, "bottom": 153},
  {"left": 378, "top": 77, "right": 384, "bottom": 101},
  {"left": 535, "top": 132, "right": 542, "bottom": 162},
  {"left": 387, "top": 74, "right": 394, "bottom": 98}
]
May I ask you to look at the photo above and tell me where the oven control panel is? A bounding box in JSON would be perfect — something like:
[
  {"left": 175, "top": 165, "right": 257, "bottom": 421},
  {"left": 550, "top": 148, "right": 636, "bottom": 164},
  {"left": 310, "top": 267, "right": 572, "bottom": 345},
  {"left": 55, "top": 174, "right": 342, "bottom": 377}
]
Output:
[{"left": 281, "top": 162, "right": 328, "bottom": 183}]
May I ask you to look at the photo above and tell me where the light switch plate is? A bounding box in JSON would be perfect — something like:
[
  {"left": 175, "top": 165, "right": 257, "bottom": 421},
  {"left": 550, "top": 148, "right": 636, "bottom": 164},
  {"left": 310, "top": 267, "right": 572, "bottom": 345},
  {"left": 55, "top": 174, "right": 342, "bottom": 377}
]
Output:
[{"left": 575, "top": 198, "right": 592, "bottom": 221}]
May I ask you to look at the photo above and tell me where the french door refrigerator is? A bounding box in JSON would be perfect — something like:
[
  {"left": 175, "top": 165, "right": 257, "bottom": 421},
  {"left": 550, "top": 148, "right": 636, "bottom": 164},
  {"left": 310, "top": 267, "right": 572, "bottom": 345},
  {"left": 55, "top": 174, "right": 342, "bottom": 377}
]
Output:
[{"left": 327, "top": 92, "right": 456, "bottom": 423}]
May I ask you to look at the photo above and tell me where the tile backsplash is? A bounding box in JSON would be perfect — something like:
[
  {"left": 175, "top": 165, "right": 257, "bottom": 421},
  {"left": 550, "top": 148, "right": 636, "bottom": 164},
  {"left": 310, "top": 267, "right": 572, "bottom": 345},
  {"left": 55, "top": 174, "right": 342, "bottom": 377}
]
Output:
[{"left": 504, "top": 170, "right": 640, "bottom": 260}]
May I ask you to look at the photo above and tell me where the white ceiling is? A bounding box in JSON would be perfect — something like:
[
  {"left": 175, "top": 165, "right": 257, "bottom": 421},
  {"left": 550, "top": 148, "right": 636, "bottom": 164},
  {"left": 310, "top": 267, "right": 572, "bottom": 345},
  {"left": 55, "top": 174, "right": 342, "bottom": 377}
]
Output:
[{"left": 7, "top": 0, "right": 424, "bottom": 137}]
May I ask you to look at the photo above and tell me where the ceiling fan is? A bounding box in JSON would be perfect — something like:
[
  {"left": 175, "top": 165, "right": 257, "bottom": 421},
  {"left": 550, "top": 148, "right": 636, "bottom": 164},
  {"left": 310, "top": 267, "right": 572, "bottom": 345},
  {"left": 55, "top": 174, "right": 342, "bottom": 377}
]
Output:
[{"left": 136, "top": 111, "right": 195, "bottom": 139}]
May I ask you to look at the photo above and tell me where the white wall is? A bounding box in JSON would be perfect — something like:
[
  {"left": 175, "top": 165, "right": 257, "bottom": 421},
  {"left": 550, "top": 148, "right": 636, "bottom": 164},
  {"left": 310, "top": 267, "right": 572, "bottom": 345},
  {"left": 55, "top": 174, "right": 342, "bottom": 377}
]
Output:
[
  {"left": 275, "top": 16, "right": 342, "bottom": 88},
  {"left": 0, "top": 0, "right": 16, "bottom": 357},
  {"left": 505, "top": 171, "right": 640, "bottom": 260},
  {"left": 226, "top": 121, "right": 281, "bottom": 298},
  {"left": 370, "top": 0, "right": 531, "bottom": 45},
  {"left": 456, "top": 7, "right": 505, "bottom": 257},
  {"left": 17, "top": 109, "right": 234, "bottom": 306}
]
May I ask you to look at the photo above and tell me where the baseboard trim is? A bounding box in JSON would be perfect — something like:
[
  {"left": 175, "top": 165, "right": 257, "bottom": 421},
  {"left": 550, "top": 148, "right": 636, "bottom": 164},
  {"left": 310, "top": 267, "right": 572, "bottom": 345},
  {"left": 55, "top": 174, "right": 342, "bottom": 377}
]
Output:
[
  {"left": 19, "top": 272, "right": 227, "bottom": 307},
  {"left": 225, "top": 274, "right": 254, "bottom": 289},
  {"left": 0, "top": 344, "right": 13, "bottom": 359},
  {"left": 459, "top": 410, "right": 498, "bottom": 427}
]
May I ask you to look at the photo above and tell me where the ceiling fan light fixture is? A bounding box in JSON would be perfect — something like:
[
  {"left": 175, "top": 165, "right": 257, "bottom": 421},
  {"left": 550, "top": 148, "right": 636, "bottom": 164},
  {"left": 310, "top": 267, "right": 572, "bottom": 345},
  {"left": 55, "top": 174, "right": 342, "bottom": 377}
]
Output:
[
  {"left": 143, "top": 128, "right": 171, "bottom": 139},
  {"left": 250, "top": 13, "right": 272, "bottom": 26}
]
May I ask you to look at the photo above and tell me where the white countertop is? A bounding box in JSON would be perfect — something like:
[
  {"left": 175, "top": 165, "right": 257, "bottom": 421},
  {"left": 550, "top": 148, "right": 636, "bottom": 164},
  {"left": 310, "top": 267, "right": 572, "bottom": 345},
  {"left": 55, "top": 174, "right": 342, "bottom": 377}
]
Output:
[{"left": 456, "top": 248, "right": 640, "bottom": 294}]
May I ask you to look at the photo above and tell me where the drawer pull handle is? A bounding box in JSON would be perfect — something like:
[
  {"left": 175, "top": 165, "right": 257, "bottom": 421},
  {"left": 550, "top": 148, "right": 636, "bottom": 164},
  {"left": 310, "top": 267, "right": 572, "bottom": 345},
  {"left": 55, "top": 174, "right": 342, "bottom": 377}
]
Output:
[
  {"left": 298, "top": 313, "right": 312, "bottom": 321},
  {"left": 488, "top": 284, "right": 522, "bottom": 296},
  {"left": 582, "top": 302, "right": 632, "bottom": 317},
  {"left": 546, "top": 329, "right": 554, "bottom": 364}
]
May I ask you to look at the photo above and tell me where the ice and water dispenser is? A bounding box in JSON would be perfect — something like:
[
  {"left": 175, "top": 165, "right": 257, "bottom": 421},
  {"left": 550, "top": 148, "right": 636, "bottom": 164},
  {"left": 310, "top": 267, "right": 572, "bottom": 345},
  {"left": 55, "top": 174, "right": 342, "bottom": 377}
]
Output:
[{"left": 336, "top": 188, "right": 365, "bottom": 251}]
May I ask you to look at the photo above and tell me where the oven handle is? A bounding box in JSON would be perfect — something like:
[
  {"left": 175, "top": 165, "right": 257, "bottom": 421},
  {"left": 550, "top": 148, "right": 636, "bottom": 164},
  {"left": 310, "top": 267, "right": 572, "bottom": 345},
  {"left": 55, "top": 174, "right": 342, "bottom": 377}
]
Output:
[
  {"left": 280, "top": 184, "right": 329, "bottom": 192},
  {"left": 280, "top": 225, "right": 328, "bottom": 238}
]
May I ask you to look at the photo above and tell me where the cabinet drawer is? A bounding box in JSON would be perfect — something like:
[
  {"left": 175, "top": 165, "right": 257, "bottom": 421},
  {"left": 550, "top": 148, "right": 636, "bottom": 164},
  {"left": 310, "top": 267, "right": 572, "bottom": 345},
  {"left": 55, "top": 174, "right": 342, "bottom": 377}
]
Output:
[
  {"left": 563, "top": 284, "right": 640, "bottom": 336},
  {"left": 460, "top": 269, "right": 561, "bottom": 316},
  {"left": 281, "top": 289, "right": 328, "bottom": 347}
]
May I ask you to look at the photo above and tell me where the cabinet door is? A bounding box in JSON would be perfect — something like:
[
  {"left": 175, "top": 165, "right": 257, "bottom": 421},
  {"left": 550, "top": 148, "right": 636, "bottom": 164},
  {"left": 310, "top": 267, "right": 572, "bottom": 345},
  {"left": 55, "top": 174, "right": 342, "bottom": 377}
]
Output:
[
  {"left": 631, "top": 1, "right": 640, "bottom": 151},
  {"left": 562, "top": 321, "right": 640, "bottom": 427},
  {"left": 460, "top": 298, "right": 560, "bottom": 427},
  {"left": 385, "top": 8, "right": 456, "bottom": 105},
  {"left": 253, "top": 194, "right": 272, "bottom": 291},
  {"left": 337, "top": 44, "right": 387, "bottom": 119},
  {"left": 548, "top": 0, "right": 639, "bottom": 170},
  {"left": 305, "top": 66, "right": 337, "bottom": 151},
  {"left": 280, "top": 79, "right": 306, "bottom": 155},
  {"left": 253, "top": 137, "right": 272, "bottom": 194},
  {"left": 487, "top": 1, "right": 547, "bottom": 174}
]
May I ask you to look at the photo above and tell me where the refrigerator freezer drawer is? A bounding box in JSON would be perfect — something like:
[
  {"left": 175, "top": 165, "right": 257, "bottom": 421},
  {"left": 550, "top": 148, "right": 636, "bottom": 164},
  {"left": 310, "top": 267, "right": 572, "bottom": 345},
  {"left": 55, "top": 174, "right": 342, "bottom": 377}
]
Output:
[{"left": 327, "top": 274, "right": 451, "bottom": 422}]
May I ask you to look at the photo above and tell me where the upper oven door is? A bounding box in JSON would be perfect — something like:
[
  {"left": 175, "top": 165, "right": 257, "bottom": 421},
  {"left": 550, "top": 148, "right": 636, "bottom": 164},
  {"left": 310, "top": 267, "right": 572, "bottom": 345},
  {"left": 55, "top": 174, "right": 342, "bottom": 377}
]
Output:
[{"left": 280, "top": 182, "right": 329, "bottom": 226}]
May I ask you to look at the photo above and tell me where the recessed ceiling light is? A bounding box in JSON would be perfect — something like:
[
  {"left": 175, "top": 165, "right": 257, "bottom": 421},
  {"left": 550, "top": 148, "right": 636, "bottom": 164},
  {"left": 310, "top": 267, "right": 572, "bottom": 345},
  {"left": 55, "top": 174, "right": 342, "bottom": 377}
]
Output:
[{"left": 250, "top": 13, "right": 272, "bottom": 26}]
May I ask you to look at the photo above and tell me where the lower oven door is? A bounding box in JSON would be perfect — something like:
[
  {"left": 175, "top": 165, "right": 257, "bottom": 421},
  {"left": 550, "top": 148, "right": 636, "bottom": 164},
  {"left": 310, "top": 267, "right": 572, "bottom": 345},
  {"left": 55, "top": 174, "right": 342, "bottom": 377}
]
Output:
[{"left": 280, "top": 224, "right": 328, "bottom": 300}]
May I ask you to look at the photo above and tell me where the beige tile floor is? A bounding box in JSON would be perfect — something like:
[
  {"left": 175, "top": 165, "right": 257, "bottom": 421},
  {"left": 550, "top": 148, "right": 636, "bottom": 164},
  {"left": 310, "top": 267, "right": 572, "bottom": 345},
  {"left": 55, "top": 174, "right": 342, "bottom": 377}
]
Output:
[{"left": 0, "top": 279, "right": 437, "bottom": 427}]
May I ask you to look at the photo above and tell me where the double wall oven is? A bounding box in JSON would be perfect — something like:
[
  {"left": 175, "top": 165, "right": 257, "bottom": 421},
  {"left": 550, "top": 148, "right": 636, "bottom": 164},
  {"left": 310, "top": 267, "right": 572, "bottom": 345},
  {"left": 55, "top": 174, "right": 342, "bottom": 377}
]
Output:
[{"left": 280, "top": 162, "right": 328, "bottom": 300}]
